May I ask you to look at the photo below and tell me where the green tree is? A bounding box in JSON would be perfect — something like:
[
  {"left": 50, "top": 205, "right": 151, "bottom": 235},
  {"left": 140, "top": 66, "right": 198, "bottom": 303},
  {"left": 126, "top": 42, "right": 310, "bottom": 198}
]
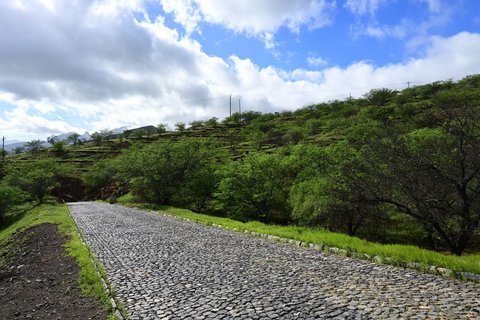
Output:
[
  {"left": 0, "top": 184, "right": 25, "bottom": 224},
  {"left": 13, "top": 146, "right": 24, "bottom": 154},
  {"left": 84, "top": 158, "right": 122, "bottom": 190},
  {"left": 5, "top": 160, "right": 72, "bottom": 203},
  {"left": 66, "top": 133, "right": 80, "bottom": 145},
  {"left": 156, "top": 123, "right": 168, "bottom": 134},
  {"left": 289, "top": 143, "right": 381, "bottom": 236},
  {"left": 51, "top": 141, "right": 66, "bottom": 155},
  {"left": 189, "top": 120, "right": 205, "bottom": 129},
  {"left": 355, "top": 89, "right": 480, "bottom": 254},
  {"left": 248, "top": 129, "right": 268, "bottom": 150},
  {"left": 285, "top": 128, "right": 305, "bottom": 144},
  {"left": 364, "top": 88, "right": 397, "bottom": 106},
  {"left": 175, "top": 122, "right": 186, "bottom": 132},
  {"left": 46, "top": 135, "right": 57, "bottom": 146},
  {"left": 214, "top": 152, "right": 294, "bottom": 224},
  {"left": 122, "top": 139, "right": 219, "bottom": 207},
  {"left": 205, "top": 117, "right": 219, "bottom": 127},
  {"left": 25, "top": 139, "right": 44, "bottom": 152},
  {"left": 91, "top": 129, "right": 112, "bottom": 145}
]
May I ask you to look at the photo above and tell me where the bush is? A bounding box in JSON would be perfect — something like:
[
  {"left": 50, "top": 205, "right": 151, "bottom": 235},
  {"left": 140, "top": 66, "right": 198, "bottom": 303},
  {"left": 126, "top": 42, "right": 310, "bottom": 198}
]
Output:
[
  {"left": 189, "top": 120, "right": 205, "bottom": 129},
  {"left": 122, "top": 139, "right": 220, "bottom": 209},
  {"left": 214, "top": 152, "right": 294, "bottom": 224},
  {"left": 0, "top": 184, "right": 25, "bottom": 224},
  {"left": 51, "top": 141, "right": 66, "bottom": 155},
  {"left": 83, "top": 158, "right": 121, "bottom": 190},
  {"left": 288, "top": 143, "right": 383, "bottom": 237},
  {"left": 156, "top": 123, "right": 168, "bottom": 134},
  {"left": 25, "top": 139, "right": 45, "bottom": 152},
  {"left": 175, "top": 122, "right": 186, "bottom": 132},
  {"left": 5, "top": 160, "right": 74, "bottom": 203},
  {"left": 364, "top": 88, "right": 397, "bottom": 106}
]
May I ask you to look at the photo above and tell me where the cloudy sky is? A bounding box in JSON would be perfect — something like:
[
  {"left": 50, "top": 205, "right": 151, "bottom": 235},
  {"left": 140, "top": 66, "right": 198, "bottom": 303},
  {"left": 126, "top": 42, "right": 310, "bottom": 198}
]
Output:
[{"left": 1, "top": 0, "right": 479, "bottom": 141}]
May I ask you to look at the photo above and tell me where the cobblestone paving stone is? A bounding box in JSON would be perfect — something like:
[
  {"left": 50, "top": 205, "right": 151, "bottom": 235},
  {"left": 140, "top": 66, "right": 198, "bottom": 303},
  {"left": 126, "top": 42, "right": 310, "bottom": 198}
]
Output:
[{"left": 68, "top": 202, "right": 480, "bottom": 319}]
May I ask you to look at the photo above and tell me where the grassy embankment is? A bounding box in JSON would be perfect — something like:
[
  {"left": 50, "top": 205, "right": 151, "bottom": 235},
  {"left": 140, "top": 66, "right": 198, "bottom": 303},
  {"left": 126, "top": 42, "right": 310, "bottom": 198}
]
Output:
[
  {"left": 117, "top": 194, "right": 480, "bottom": 278},
  {"left": 0, "top": 203, "right": 122, "bottom": 320}
]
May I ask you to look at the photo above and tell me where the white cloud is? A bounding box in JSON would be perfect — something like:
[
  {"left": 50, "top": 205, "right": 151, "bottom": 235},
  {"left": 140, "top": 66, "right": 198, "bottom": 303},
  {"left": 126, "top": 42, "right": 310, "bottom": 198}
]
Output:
[
  {"left": 344, "top": 0, "right": 387, "bottom": 16},
  {"left": 348, "top": 0, "right": 454, "bottom": 41},
  {"left": 0, "top": 1, "right": 479, "bottom": 141},
  {"left": 351, "top": 20, "right": 408, "bottom": 39},
  {"left": 317, "top": 32, "right": 480, "bottom": 95},
  {"left": 160, "top": 0, "right": 336, "bottom": 47},
  {"left": 0, "top": 104, "right": 85, "bottom": 141},
  {"left": 160, "top": 0, "right": 202, "bottom": 34},
  {"left": 419, "top": 0, "right": 442, "bottom": 13},
  {"left": 307, "top": 55, "right": 329, "bottom": 67}
]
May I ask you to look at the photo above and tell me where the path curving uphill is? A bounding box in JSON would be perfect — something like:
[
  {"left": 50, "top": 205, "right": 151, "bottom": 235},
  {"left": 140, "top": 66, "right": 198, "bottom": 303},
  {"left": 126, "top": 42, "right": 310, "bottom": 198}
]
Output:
[{"left": 68, "top": 202, "right": 479, "bottom": 320}]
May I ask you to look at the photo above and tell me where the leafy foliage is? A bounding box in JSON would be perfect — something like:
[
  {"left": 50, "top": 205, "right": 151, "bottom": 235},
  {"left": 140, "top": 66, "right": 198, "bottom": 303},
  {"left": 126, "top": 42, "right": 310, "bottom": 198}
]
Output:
[
  {"left": 25, "top": 140, "right": 45, "bottom": 152},
  {"left": 0, "top": 184, "right": 25, "bottom": 224},
  {"left": 9, "top": 74, "right": 480, "bottom": 256},
  {"left": 5, "top": 160, "right": 74, "bottom": 203},
  {"left": 214, "top": 152, "right": 294, "bottom": 224},
  {"left": 175, "top": 122, "right": 186, "bottom": 132},
  {"left": 66, "top": 133, "right": 80, "bottom": 145},
  {"left": 353, "top": 90, "right": 480, "bottom": 254},
  {"left": 156, "top": 123, "right": 168, "bottom": 134},
  {"left": 120, "top": 139, "right": 222, "bottom": 210},
  {"left": 51, "top": 141, "right": 66, "bottom": 155},
  {"left": 91, "top": 129, "right": 112, "bottom": 145}
]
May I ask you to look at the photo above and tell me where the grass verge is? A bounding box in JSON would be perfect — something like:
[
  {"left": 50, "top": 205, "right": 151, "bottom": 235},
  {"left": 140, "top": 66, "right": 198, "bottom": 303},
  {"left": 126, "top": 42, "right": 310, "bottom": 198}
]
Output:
[
  {"left": 0, "top": 202, "right": 118, "bottom": 320},
  {"left": 117, "top": 195, "right": 480, "bottom": 278}
]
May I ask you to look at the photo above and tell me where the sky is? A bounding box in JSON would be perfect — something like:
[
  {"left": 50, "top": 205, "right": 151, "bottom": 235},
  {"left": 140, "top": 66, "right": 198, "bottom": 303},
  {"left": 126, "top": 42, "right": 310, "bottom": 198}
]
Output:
[{"left": 1, "top": 0, "right": 480, "bottom": 142}]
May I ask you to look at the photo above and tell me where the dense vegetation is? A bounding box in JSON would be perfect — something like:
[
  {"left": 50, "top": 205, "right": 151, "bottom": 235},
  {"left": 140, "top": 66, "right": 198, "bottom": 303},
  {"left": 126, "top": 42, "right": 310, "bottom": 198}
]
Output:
[{"left": 1, "top": 74, "right": 480, "bottom": 257}]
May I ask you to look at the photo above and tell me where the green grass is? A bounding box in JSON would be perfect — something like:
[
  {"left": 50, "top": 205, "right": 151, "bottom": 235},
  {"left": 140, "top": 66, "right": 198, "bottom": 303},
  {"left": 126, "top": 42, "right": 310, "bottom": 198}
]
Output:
[
  {"left": 117, "top": 194, "right": 480, "bottom": 277},
  {"left": 0, "top": 202, "right": 118, "bottom": 320}
]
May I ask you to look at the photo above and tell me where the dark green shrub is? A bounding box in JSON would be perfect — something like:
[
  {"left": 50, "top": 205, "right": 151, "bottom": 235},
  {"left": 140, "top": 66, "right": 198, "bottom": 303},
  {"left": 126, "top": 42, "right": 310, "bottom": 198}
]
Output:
[
  {"left": 214, "top": 152, "right": 294, "bottom": 224},
  {"left": 0, "top": 184, "right": 25, "bottom": 224}
]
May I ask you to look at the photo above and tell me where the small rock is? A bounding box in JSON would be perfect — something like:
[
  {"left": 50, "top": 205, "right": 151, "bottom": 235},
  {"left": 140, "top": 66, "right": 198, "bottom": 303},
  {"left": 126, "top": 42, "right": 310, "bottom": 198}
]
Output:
[
  {"left": 436, "top": 267, "right": 453, "bottom": 278},
  {"left": 372, "top": 256, "right": 383, "bottom": 264}
]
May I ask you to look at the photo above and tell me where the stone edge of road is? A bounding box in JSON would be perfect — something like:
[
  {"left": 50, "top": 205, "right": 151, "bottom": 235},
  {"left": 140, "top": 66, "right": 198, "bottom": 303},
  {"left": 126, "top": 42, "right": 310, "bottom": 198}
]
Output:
[
  {"left": 67, "top": 204, "right": 127, "bottom": 320},
  {"left": 123, "top": 204, "right": 480, "bottom": 286}
]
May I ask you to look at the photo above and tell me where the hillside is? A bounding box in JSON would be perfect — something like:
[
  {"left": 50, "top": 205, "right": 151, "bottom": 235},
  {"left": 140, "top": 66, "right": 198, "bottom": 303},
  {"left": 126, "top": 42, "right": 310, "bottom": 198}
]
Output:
[{"left": 2, "top": 74, "right": 480, "bottom": 256}]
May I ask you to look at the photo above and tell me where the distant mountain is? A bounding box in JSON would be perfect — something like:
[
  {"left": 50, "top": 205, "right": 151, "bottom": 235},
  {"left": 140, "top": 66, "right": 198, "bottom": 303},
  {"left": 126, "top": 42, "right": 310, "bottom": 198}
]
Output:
[
  {"left": 111, "top": 126, "right": 128, "bottom": 134},
  {"left": 4, "top": 141, "right": 49, "bottom": 152},
  {"left": 4, "top": 139, "right": 22, "bottom": 144},
  {"left": 3, "top": 126, "right": 135, "bottom": 152},
  {"left": 54, "top": 132, "right": 77, "bottom": 141},
  {"left": 4, "top": 142, "right": 27, "bottom": 152},
  {"left": 78, "top": 131, "right": 91, "bottom": 142}
]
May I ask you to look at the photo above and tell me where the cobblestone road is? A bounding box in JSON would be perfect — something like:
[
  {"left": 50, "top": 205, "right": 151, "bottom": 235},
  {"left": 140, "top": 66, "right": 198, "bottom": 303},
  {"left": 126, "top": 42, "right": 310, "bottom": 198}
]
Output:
[{"left": 68, "top": 202, "right": 480, "bottom": 319}]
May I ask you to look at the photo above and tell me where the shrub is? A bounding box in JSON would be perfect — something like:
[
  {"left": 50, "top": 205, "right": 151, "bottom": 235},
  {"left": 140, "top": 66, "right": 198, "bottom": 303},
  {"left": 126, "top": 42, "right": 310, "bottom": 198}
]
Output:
[
  {"left": 122, "top": 139, "right": 220, "bottom": 209},
  {"left": 214, "top": 152, "right": 294, "bottom": 224},
  {"left": 25, "top": 139, "right": 45, "bottom": 152},
  {"left": 0, "top": 184, "right": 25, "bottom": 224},
  {"left": 5, "top": 160, "right": 74, "bottom": 203},
  {"left": 51, "top": 141, "right": 66, "bottom": 155}
]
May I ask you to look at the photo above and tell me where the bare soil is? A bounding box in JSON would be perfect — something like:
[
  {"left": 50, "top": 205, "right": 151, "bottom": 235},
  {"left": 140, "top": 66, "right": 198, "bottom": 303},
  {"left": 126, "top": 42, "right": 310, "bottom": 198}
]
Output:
[{"left": 0, "top": 223, "right": 107, "bottom": 320}]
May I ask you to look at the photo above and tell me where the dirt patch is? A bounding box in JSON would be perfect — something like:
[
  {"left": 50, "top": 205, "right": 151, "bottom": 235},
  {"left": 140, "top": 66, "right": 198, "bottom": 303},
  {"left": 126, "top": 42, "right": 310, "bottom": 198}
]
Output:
[{"left": 0, "top": 223, "right": 108, "bottom": 320}]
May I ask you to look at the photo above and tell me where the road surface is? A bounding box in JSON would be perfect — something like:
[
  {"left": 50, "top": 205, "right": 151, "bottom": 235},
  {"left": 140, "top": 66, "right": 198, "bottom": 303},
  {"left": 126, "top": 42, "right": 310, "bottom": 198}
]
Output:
[{"left": 68, "top": 202, "right": 480, "bottom": 319}]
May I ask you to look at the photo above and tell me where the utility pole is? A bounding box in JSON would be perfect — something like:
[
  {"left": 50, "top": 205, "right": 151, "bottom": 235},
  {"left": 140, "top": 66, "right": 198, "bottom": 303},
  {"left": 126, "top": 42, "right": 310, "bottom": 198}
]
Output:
[
  {"left": 406, "top": 81, "right": 411, "bottom": 88},
  {"left": 1, "top": 136, "right": 5, "bottom": 164},
  {"left": 238, "top": 98, "right": 241, "bottom": 114},
  {"left": 229, "top": 94, "right": 232, "bottom": 117}
]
